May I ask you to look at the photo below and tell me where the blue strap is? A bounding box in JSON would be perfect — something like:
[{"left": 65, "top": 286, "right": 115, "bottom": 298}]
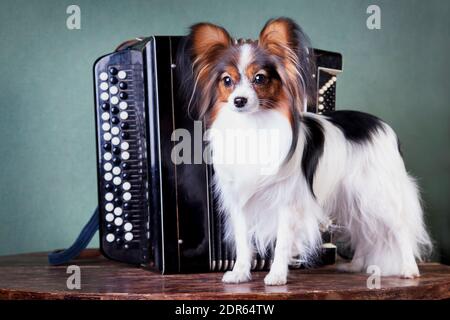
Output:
[{"left": 48, "top": 207, "right": 99, "bottom": 265}]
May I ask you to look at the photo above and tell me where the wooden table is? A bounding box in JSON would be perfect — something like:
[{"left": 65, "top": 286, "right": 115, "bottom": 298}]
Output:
[{"left": 0, "top": 249, "right": 449, "bottom": 300}]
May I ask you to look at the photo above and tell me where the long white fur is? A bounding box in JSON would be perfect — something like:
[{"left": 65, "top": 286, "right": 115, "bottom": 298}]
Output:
[{"left": 210, "top": 45, "right": 431, "bottom": 286}]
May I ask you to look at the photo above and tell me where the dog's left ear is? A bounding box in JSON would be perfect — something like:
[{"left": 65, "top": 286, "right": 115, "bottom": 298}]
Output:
[{"left": 259, "top": 17, "right": 314, "bottom": 110}]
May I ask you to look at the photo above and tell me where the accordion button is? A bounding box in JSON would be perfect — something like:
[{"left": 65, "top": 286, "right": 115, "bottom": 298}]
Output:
[
  {"left": 100, "top": 82, "right": 109, "bottom": 91},
  {"left": 116, "top": 238, "right": 123, "bottom": 245},
  {"left": 104, "top": 152, "right": 112, "bottom": 161},
  {"left": 120, "top": 132, "right": 129, "bottom": 139},
  {"left": 123, "top": 202, "right": 131, "bottom": 210},
  {"left": 102, "top": 123, "right": 111, "bottom": 131},
  {"left": 101, "top": 102, "right": 110, "bottom": 111},
  {"left": 111, "top": 126, "right": 120, "bottom": 135},
  {"left": 114, "top": 187, "right": 121, "bottom": 195},
  {"left": 122, "top": 173, "right": 130, "bottom": 179},
  {"left": 114, "top": 207, "right": 123, "bottom": 216},
  {"left": 111, "top": 106, "right": 119, "bottom": 114},
  {"left": 105, "top": 203, "right": 114, "bottom": 211},
  {"left": 121, "top": 151, "right": 130, "bottom": 160},
  {"left": 122, "top": 182, "right": 131, "bottom": 191},
  {"left": 104, "top": 183, "right": 113, "bottom": 192},
  {"left": 109, "top": 76, "right": 118, "bottom": 84},
  {"left": 113, "top": 177, "right": 122, "bottom": 185},
  {"left": 110, "top": 96, "right": 119, "bottom": 105},
  {"left": 111, "top": 117, "right": 119, "bottom": 125},
  {"left": 114, "top": 198, "right": 122, "bottom": 206},
  {"left": 124, "top": 232, "right": 133, "bottom": 242},
  {"left": 120, "top": 122, "right": 129, "bottom": 129},
  {"left": 108, "top": 67, "right": 118, "bottom": 75},
  {"left": 114, "top": 217, "right": 123, "bottom": 226},
  {"left": 103, "top": 162, "right": 112, "bottom": 171},
  {"left": 105, "top": 213, "right": 114, "bottom": 222},
  {"left": 112, "top": 147, "right": 120, "bottom": 155},
  {"left": 123, "top": 192, "right": 132, "bottom": 201},
  {"left": 105, "top": 192, "right": 114, "bottom": 201},
  {"left": 103, "top": 133, "right": 112, "bottom": 141},
  {"left": 120, "top": 111, "right": 128, "bottom": 120},
  {"left": 119, "top": 92, "right": 128, "bottom": 100},
  {"left": 118, "top": 71, "right": 127, "bottom": 79},
  {"left": 101, "top": 112, "right": 110, "bottom": 121},
  {"left": 119, "top": 82, "right": 127, "bottom": 90},
  {"left": 111, "top": 137, "right": 120, "bottom": 146},
  {"left": 124, "top": 222, "right": 133, "bottom": 232},
  {"left": 121, "top": 162, "right": 129, "bottom": 169},
  {"left": 99, "top": 72, "right": 108, "bottom": 81},
  {"left": 124, "top": 213, "right": 130, "bottom": 219},
  {"left": 119, "top": 101, "right": 128, "bottom": 110},
  {"left": 106, "top": 233, "right": 115, "bottom": 243},
  {"left": 109, "top": 86, "right": 118, "bottom": 95},
  {"left": 112, "top": 157, "right": 121, "bottom": 165},
  {"left": 104, "top": 172, "right": 113, "bottom": 181},
  {"left": 120, "top": 142, "right": 129, "bottom": 150},
  {"left": 100, "top": 92, "right": 109, "bottom": 101},
  {"left": 106, "top": 223, "right": 114, "bottom": 231},
  {"left": 103, "top": 142, "right": 111, "bottom": 151},
  {"left": 112, "top": 167, "right": 121, "bottom": 175}
]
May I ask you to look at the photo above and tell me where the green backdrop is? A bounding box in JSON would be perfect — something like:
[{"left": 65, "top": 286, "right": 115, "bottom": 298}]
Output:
[{"left": 0, "top": 0, "right": 448, "bottom": 263}]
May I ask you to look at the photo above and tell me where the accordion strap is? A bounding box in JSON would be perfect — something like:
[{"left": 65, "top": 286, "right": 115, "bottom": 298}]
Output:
[{"left": 47, "top": 207, "right": 99, "bottom": 265}]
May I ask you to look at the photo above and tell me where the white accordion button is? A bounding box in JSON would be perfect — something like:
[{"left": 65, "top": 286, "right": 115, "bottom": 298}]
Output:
[
  {"left": 113, "top": 176, "right": 122, "bottom": 185},
  {"left": 319, "top": 96, "right": 324, "bottom": 102},
  {"left": 114, "top": 207, "right": 123, "bottom": 216},
  {"left": 105, "top": 213, "right": 114, "bottom": 222},
  {"left": 103, "top": 132, "right": 112, "bottom": 141},
  {"left": 114, "top": 217, "right": 123, "bottom": 226},
  {"left": 112, "top": 167, "right": 121, "bottom": 175},
  {"left": 101, "top": 112, "right": 110, "bottom": 121},
  {"left": 99, "top": 72, "right": 108, "bottom": 81},
  {"left": 121, "top": 151, "right": 130, "bottom": 160},
  {"left": 105, "top": 203, "right": 114, "bottom": 212},
  {"left": 106, "top": 233, "right": 115, "bottom": 242},
  {"left": 124, "top": 223, "right": 133, "bottom": 232},
  {"left": 100, "top": 82, "right": 109, "bottom": 91},
  {"left": 104, "top": 152, "right": 112, "bottom": 161},
  {"left": 122, "top": 182, "right": 131, "bottom": 191},
  {"left": 111, "top": 126, "right": 120, "bottom": 135},
  {"left": 120, "top": 142, "right": 129, "bottom": 150},
  {"left": 102, "top": 123, "right": 110, "bottom": 131},
  {"left": 120, "top": 111, "right": 128, "bottom": 120},
  {"left": 104, "top": 172, "right": 113, "bottom": 181},
  {"left": 109, "top": 86, "right": 118, "bottom": 95},
  {"left": 123, "top": 192, "right": 132, "bottom": 201},
  {"left": 103, "top": 162, "right": 112, "bottom": 171},
  {"left": 110, "top": 96, "right": 119, "bottom": 105},
  {"left": 318, "top": 104, "right": 324, "bottom": 110},
  {"left": 100, "top": 92, "right": 109, "bottom": 101},
  {"left": 124, "top": 232, "right": 133, "bottom": 241},
  {"left": 119, "top": 101, "right": 128, "bottom": 110},
  {"left": 111, "top": 137, "right": 120, "bottom": 146},
  {"left": 105, "top": 192, "right": 114, "bottom": 201},
  {"left": 118, "top": 71, "right": 127, "bottom": 79}
]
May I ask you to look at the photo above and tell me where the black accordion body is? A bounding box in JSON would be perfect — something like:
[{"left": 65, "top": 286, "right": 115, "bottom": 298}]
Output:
[{"left": 93, "top": 36, "right": 343, "bottom": 273}]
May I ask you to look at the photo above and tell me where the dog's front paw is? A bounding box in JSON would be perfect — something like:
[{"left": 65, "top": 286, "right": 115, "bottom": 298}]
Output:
[
  {"left": 264, "top": 271, "right": 287, "bottom": 286},
  {"left": 222, "top": 271, "right": 251, "bottom": 284},
  {"left": 400, "top": 264, "right": 420, "bottom": 279}
]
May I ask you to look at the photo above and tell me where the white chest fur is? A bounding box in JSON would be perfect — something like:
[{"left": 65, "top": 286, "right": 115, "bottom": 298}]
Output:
[{"left": 209, "top": 108, "right": 292, "bottom": 188}]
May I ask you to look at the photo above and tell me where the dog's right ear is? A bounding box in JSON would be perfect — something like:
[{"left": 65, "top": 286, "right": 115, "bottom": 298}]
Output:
[{"left": 188, "top": 23, "right": 232, "bottom": 62}]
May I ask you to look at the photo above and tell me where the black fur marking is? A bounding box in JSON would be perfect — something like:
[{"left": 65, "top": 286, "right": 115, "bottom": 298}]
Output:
[
  {"left": 301, "top": 116, "right": 325, "bottom": 197},
  {"left": 325, "top": 110, "right": 385, "bottom": 143}
]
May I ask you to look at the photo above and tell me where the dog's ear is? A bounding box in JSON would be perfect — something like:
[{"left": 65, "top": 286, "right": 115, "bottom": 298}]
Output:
[
  {"left": 189, "top": 23, "right": 232, "bottom": 63},
  {"left": 259, "top": 17, "right": 314, "bottom": 111}
]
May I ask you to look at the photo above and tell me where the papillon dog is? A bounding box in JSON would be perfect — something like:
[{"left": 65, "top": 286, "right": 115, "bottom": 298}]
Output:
[{"left": 178, "top": 17, "right": 432, "bottom": 285}]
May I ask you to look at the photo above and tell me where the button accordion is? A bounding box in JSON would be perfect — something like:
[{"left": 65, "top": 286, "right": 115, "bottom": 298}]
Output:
[{"left": 93, "top": 36, "right": 343, "bottom": 273}]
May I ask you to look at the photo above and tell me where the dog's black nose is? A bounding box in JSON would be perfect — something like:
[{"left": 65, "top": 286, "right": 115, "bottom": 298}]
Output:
[{"left": 234, "top": 97, "right": 248, "bottom": 108}]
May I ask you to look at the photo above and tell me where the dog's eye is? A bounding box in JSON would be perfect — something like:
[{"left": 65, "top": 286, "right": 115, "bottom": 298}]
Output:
[
  {"left": 254, "top": 74, "right": 267, "bottom": 85},
  {"left": 222, "top": 76, "right": 233, "bottom": 87}
]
